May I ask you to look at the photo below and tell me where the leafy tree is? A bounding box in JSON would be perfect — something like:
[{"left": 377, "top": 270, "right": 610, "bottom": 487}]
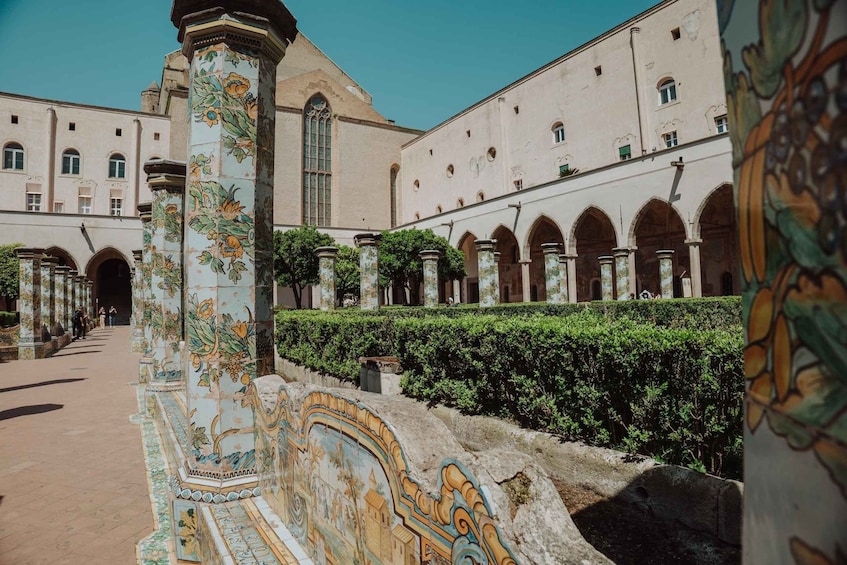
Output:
[
  {"left": 335, "top": 245, "right": 360, "bottom": 304},
  {"left": 378, "top": 229, "right": 465, "bottom": 305},
  {"left": 0, "top": 243, "right": 23, "bottom": 310},
  {"left": 273, "top": 227, "right": 334, "bottom": 309}
]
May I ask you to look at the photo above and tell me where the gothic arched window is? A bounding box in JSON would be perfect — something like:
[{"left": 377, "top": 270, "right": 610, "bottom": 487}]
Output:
[{"left": 302, "top": 95, "right": 332, "bottom": 226}]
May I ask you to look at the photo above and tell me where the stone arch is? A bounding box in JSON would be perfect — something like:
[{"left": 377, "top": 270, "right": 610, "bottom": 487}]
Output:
[
  {"left": 492, "top": 225, "right": 520, "bottom": 303},
  {"left": 44, "top": 246, "right": 79, "bottom": 272},
  {"left": 85, "top": 247, "right": 133, "bottom": 325},
  {"left": 570, "top": 207, "right": 617, "bottom": 302},
  {"left": 631, "top": 198, "right": 688, "bottom": 298},
  {"left": 457, "top": 232, "right": 479, "bottom": 304},
  {"left": 524, "top": 215, "right": 565, "bottom": 302},
  {"left": 693, "top": 183, "right": 739, "bottom": 296}
]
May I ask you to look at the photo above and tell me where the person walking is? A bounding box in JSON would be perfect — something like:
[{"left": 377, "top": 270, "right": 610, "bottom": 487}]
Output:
[
  {"left": 98, "top": 306, "right": 106, "bottom": 328},
  {"left": 72, "top": 307, "right": 85, "bottom": 340},
  {"left": 108, "top": 306, "right": 117, "bottom": 327}
]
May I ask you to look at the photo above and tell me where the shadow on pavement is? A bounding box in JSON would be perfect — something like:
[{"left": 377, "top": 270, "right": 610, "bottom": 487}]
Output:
[
  {"left": 0, "top": 378, "right": 86, "bottom": 394},
  {"left": 52, "top": 350, "right": 102, "bottom": 357},
  {"left": 0, "top": 403, "right": 64, "bottom": 421}
]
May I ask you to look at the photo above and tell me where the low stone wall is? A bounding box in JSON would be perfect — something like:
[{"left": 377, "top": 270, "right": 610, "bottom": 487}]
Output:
[
  {"left": 249, "top": 375, "right": 611, "bottom": 565},
  {"left": 430, "top": 406, "right": 743, "bottom": 546},
  {"left": 0, "top": 325, "right": 19, "bottom": 361}
]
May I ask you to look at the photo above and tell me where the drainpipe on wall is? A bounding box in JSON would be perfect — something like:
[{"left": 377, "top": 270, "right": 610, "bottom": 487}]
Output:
[
  {"left": 630, "top": 27, "right": 650, "bottom": 155},
  {"left": 131, "top": 118, "right": 142, "bottom": 215},
  {"left": 44, "top": 107, "right": 56, "bottom": 211}
]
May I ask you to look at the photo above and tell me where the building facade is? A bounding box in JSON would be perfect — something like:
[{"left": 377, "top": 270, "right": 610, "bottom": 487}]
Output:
[{"left": 0, "top": 0, "right": 736, "bottom": 310}]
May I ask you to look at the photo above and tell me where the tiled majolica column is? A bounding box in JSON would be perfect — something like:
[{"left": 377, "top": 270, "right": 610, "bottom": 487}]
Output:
[
  {"left": 598, "top": 256, "right": 614, "bottom": 301},
  {"left": 73, "top": 275, "right": 85, "bottom": 316},
  {"left": 68, "top": 270, "right": 78, "bottom": 322},
  {"left": 558, "top": 253, "right": 569, "bottom": 303},
  {"left": 355, "top": 233, "right": 380, "bottom": 310},
  {"left": 475, "top": 239, "right": 497, "bottom": 308},
  {"left": 41, "top": 257, "right": 58, "bottom": 347},
  {"left": 564, "top": 254, "right": 578, "bottom": 304},
  {"left": 656, "top": 250, "right": 674, "bottom": 299},
  {"left": 685, "top": 239, "right": 703, "bottom": 297},
  {"left": 175, "top": 0, "right": 297, "bottom": 495},
  {"left": 138, "top": 202, "right": 154, "bottom": 382},
  {"left": 542, "top": 243, "right": 562, "bottom": 304},
  {"left": 55, "top": 266, "right": 70, "bottom": 342},
  {"left": 519, "top": 259, "right": 532, "bottom": 303},
  {"left": 131, "top": 250, "right": 144, "bottom": 353},
  {"left": 316, "top": 246, "right": 338, "bottom": 311},
  {"left": 147, "top": 160, "right": 186, "bottom": 388},
  {"left": 15, "top": 248, "right": 45, "bottom": 360},
  {"left": 493, "top": 251, "right": 501, "bottom": 304},
  {"left": 420, "top": 249, "right": 441, "bottom": 308},
  {"left": 87, "top": 280, "right": 94, "bottom": 328},
  {"left": 613, "top": 248, "right": 631, "bottom": 300},
  {"left": 722, "top": 3, "right": 847, "bottom": 559}
]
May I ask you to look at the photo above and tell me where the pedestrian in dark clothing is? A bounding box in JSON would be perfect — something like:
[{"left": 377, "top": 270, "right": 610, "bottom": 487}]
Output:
[{"left": 72, "top": 307, "right": 85, "bottom": 340}]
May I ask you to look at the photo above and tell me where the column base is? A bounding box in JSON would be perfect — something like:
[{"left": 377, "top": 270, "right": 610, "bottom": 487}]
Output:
[
  {"left": 18, "top": 342, "right": 46, "bottom": 360},
  {"left": 139, "top": 357, "right": 154, "bottom": 383}
]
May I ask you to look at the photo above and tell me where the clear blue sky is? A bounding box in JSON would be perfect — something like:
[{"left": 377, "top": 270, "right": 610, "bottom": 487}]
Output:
[{"left": 0, "top": 0, "right": 659, "bottom": 131}]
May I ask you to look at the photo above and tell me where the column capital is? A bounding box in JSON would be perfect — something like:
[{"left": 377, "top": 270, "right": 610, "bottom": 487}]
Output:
[
  {"left": 132, "top": 249, "right": 143, "bottom": 262},
  {"left": 612, "top": 247, "right": 632, "bottom": 257},
  {"left": 541, "top": 242, "right": 562, "bottom": 254},
  {"left": 316, "top": 246, "right": 339, "bottom": 259},
  {"left": 137, "top": 201, "right": 153, "bottom": 221},
  {"left": 68, "top": 269, "right": 78, "bottom": 278},
  {"left": 146, "top": 159, "right": 187, "bottom": 193},
  {"left": 172, "top": 1, "right": 298, "bottom": 61},
  {"left": 518, "top": 258, "right": 532, "bottom": 265},
  {"left": 684, "top": 238, "right": 703, "bottom": 246},
  {"left": 55, "top": 265, "right": 71, "bottom": 275},
  {"left": 41, "top": 256, "right": 59, "bottom": 266},
  {"left": 419, "top": 249, "right": 442, "bottom": 262},
  {"left": 474, "top": 239, "right": 496, "bottom": 253},
  {"left": 656, "top": 249, "right": 676, "bottom": 259},
  {"left": 598, "top": 255, "right": 614, "bottom": 265},
  {"left": 14, "top": 247, "right": 45, "bottom": 259},
  {"left": 354, "top": 233, "right": 380, "bottom": 247}
]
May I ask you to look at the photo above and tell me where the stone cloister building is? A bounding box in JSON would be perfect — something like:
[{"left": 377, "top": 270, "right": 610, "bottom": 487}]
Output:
[{"left": 1, "top": 0, "right": 734, "bottom": 310}]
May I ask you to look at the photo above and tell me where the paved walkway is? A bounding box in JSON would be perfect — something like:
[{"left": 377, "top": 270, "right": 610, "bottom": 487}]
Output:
[{"left": 0, "top": 326, "right": 152, "bottom": 564}]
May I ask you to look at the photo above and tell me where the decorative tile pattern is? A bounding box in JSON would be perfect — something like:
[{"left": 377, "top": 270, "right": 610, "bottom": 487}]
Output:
[
  {"left": 475, "top": 240, "right": 496, "bottom": 307},
  {"left": 15, "top": 248, "right": 44, "bottom": 359},
  {"left": 132, "top": 251, "right": 145, "bottom": 353},
  {"left": 614, "top": 248, "right": 630, "bottom": 300},
  {"left": 420, "top": 250, "right": 441, "bottom": 308},
  {"left": 598, "top": 255, "right": 614, "bottom": 301},
  {"left": 493, "top": 251, "right": 501, "bottom": 304},
  {"left": 656, "top": 250, "right": 674, "bottom": 299},
  {"left": 541, "top": 243, "right": 562, "bottom": 304},
  {"left": 558, "top": 254, "right": 570, "bottom": 303},
  {"left": 316, "top": 247, "right": 338, "bottom": 311},
  {"left": 721, "top": 1, "right": 847, "bottom": 561},
  {"left": 40, "top": 258, "right": 54, "bottom": 339},
  {"left": 150, "top": 178, "right": 186, "bottom": 384},
  {"left": 132, "top": 385, "right": 176, "bottom": 565},
  {"left": 355, "top": 234, "right": 379, "bottom": 310},
  {"left": 183, "top": 28, "right": 280, "bottom": 481},
  {"left": 248, "top": 381, "right": 520, "bottom": 565}
]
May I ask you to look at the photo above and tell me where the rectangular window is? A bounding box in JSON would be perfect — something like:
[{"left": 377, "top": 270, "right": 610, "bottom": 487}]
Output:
[
  {"left": 53, "top": 201, "right": 64, "bottom": 213},
  {"left": 559, "top": 164, "right": 569, "bottom": 175},
  {"left": 69, "top": 122, "right": 76, "bottom": 131},
  {"left": 78, "top": 196, "right": 92, "bottom": 214},
  {"left": 671, "top": 27, "right": 681, "bottom": 40},
  {"left": 619, "top": 144, "right": 632, "bottom": 161},
  {"left": 26, "top": 193, "right": 41, "bottom": 212},
  {"left": 110, "top": 198, "right": 122, "bottom": 216},
  {"left": 594, "top": 66, "right": 602, "bottom": 76},
  {"left": 715, "top": 115, "right": 729, "bottom": 134},
  {"left": 11, "top": 115, "right": 18, "bottom": 124},
  {"left": 154, "top": 132, "right": 160, "bottom": 141},
  {"left": 664, "top": 131, "right": 679, "bottom": 148},
  {"left": 115, "top": 128, "right": 122, "bottom": 136},
  {"left": 109, "top": 159, "right": 126, "bottom": 178},
  {"left": 514, "top": 179, "right": 523, "bottom": 190}
]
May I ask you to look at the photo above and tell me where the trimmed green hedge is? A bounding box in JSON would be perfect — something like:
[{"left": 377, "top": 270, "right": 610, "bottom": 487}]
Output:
[
  {"left": 275, "top": 305, "right": 744, "bottom": 478},
  {"left": 327, "top": 296, "right": 741, "bottom": 330},
  {"left": 0, "top": 311, "right": 19, "bottom": 327}
]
